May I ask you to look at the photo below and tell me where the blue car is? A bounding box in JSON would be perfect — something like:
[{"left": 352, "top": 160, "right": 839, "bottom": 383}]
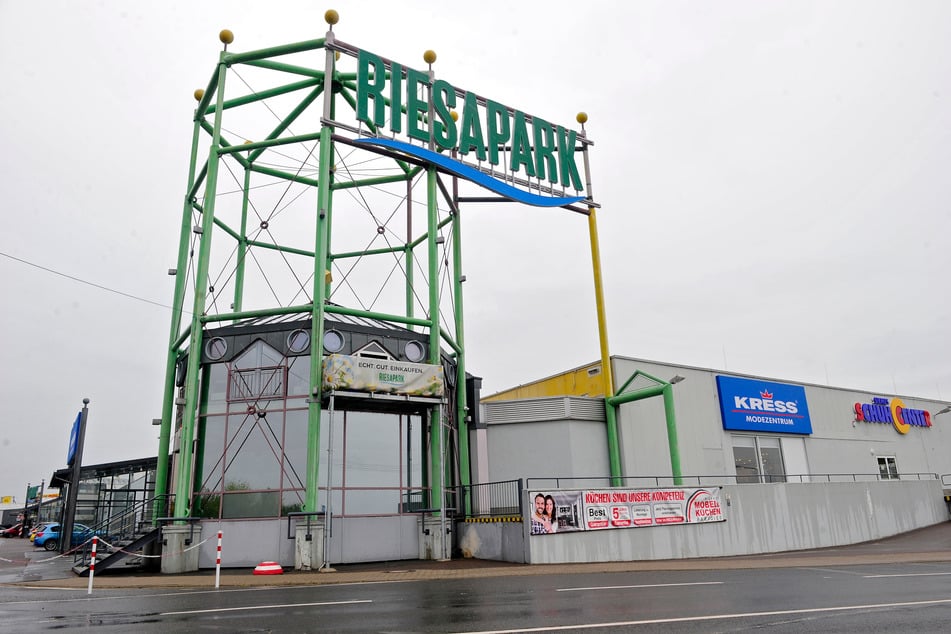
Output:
[{"left": 32, "top": 522, "right": 104, "bottom": 551}]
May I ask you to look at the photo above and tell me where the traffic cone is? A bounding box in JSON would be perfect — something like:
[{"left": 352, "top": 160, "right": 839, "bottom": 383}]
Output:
[{"left": 253, "top": 561, "right": 284, "bottom": 575}]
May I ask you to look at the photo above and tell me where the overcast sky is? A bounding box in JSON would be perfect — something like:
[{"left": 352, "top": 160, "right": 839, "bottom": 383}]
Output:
[{"left": 1, "top": 1, "right": 949, "bottom": 501}]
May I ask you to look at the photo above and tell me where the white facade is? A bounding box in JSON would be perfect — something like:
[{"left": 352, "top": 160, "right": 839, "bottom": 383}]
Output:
[{"left": 482, "top": 356, "right": 951, "bottom": 486}]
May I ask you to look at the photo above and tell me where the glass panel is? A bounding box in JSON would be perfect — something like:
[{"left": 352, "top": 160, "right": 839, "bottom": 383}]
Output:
[
  {"left": 887, "top": 458, "right": 899, "bottom": 479},
  {"left": 287, "top": 356, "right": 310, "bottom": 397},
  {"left": 733, "top": 446, "right": 759, "bottom": 484},
  {"left": 281, "top": 489, "right": 305, "bottom": 516},
  {"left": 221, "top": 491, "right": 280, "bottom": 519},
  {"left": 343, "top": 411, "right": 401, "bottom": 488},
  {"left": 759, "top": 445, "right": 786, "bottom": 483},
  {"left": 223, "top": 413, "right": 282, "bottom": 491},
  {"left": 197, "top": 415, "right": 226, "bottom": 492},
  {"left": 204, "top": 363, "right": 228, "bottom": 414},
  {"left": 233, "top": 340, "right": 285, "bottom": 370},
  {"left": 283, "top": 409, "right": 308, "bottom": 491},
  {"left": 343, "top": 488, "right": 401, "bottom": 515}
]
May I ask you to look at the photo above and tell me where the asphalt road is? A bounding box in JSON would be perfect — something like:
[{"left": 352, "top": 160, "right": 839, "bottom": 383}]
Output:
[
  {"left": 3, "top": 524, "right": 951, "bottom": 632},
  {"left": 2, "top": 560, "right": 951, "bottom": 632}
]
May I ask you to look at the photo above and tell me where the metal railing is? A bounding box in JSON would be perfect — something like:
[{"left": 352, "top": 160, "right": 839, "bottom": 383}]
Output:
[
  {"left": 456, "top": 479, "right": 523, "bottom": 518},
  {"left": 526, "top": 473, "right": 940, "bottom": 489},
  {"left": 72, "top": 494, "right": 170, "bottom": 568}
]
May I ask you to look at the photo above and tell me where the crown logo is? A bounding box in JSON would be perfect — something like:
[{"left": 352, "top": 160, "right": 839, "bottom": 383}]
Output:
[{"left": 760, "top": 390, "right": 773, "bottom": 399}]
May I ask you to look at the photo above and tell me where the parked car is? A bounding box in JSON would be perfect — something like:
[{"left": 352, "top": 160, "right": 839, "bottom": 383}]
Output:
[
  {"left": 32, "top": 522, "right": 105, "bottom": 551},
  {"left": 1, "top": 523, "right": 24, "bottom": 538},
  {"left": 29, "top": 522, "right": 54, "bottom": 543}
]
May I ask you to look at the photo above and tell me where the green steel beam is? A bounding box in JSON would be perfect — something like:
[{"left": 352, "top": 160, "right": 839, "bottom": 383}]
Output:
[
  {"left": 330, "top": 244, "right": 405, "bottom": 260},
  {"left": 248, "top": 163, "right": 320, "bottom": 187},
  {"left": 324, "top": 303, "right": 431, "bottom": 329},
  {"left": 332, "top": 172, "right": 410, "bottom": 191},
  {"left": 248, "top": 85, "right": 323, "bottom": 163},
  {"left": 207, "top": 77, "right": 323, "bottom": 114},
  {"left": 606, "top": 371, "right": 684, "bottom": 486},
  {"left": 211, "top": 215, "right": 241, "bottom": 241},
  {"left": 246, "top": 239, "right": 316, "bottom": 259},
  {"left": 242, "top": 58, "right": 325, "bottom": 78},
  {"left": 219, "top": 131, "right": 323, "bottom": 156},
  {"left": 305, "top": 45, "right": 337, "bottom": 516},
  {"left": 426, "top": 166, "right": 441, "bottom": 510},
  {"left": 174, "top": 55, "right": 229, "bottom": 520},
  {"left": 451, "top": 189, "right": 471, "bottom": 498},
  {"left": 200, "top": 303, "right": 313, "bottom": 324},
  {"left": 223, "top": 38, "right": 326, "bottom": 66},
  {"left": 233, "top": 167, "right": 251, "bottom": 313},
  {"left": 155, "top": 116, "right": 202, "bottom": 522}
]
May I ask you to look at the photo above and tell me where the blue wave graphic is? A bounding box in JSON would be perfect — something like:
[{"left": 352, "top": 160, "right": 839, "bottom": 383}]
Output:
[{"left": 353, "top": 137, "right": 585, "bottom": 208}]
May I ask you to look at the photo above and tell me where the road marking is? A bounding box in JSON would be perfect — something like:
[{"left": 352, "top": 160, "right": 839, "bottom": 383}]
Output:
[
  {"left": 864, "top": 572, "right": 951, "bottom": 578},
  {"left": 455, "top": 597, "right": 951, "bottom": 633},
  {"left": 557, "top": 582, "right": 723, "bottom": 592},
  {"left": 160, "top": 598, "right": 371, "bottom": 616}
]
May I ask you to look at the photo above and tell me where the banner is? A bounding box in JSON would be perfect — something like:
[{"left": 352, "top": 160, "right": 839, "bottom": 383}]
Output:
[
  {"left": 26, "top": 486, "right": 39, "bottom": 502},
  {"left": 322, "top": 354, "right": 444, "bottom": 397},
  {"left": 529, "top": 487, "right": 725, "bottom": 535}
]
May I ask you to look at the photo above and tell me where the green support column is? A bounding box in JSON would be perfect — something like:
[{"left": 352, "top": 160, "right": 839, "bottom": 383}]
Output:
[
  {"left": 155, "top": 117, "right": 202, "bottom": 520},
  {"left": 173, "top": 56, "right": 229, "bottom": 519},
  {"left": 662, "top": 385, "right": 683, "bottom": 485},
  {"left": 426, "top": 166, "right": 442, "bottom": 510},
  {"left": 304, "top": 41, "right": 336, "bottom": 515},
  {"left": 233, "top": 166, "right": 252, "bottom": 313},
  {"left": 452, "top": 206, "right": 471, "bottom": 500}
]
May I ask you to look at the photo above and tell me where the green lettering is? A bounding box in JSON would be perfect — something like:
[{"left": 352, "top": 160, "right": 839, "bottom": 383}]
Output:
[
  {"left": 405, "top": 68, "right": 429, "bottom": 143},
  {"left": 356, "top": 50, "right": 387, "bottom": 128},
  {"left": 557, "top": 126, "right": 584, "bottom": 191},
  {"left": 532, "top": 117, "right": 557, "bottom": 183},
  {"left": 509, "top": 111, "right": 535, "bottom": 177},
  {"left": 389, "top": 62, "right": 403, "bottom": 134},
  {"left": 458, "top": 93, "right": 486, "bottom": 160},
  {"left": 486, "top": 100, "right": 511, "bottom": 166},
  {"left": 432, "top": 79, "right": 457, "bottom": 150}
]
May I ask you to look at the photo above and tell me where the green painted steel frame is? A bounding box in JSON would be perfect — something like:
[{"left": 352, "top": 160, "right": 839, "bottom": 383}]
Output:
[
  {"left": 606, "top": 370, "right": 684, "bottom": 486},
  {"left": 157, "top": 33, "right": 472, "bottom": 524}
]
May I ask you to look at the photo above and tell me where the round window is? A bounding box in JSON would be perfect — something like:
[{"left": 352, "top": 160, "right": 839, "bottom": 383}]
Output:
[
  {"left": 404, "top": 340, "right": 426, "bottom": 363},
  {"left": 205, "top": 337, "right": 228, "bottom": 361},
  {"left": 323, "top": 329, "right": 345, "bottom": 353},
  {"left": 286, "top": 329, "right": 311, "bottom": 354}
]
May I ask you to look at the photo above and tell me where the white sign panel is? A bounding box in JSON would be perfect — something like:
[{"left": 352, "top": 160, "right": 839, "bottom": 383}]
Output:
[{"left": 322, "top": 354, "right": 444, "bottom": 397}]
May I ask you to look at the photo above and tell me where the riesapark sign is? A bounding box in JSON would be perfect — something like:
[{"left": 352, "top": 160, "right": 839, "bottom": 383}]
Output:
[{"left": 354, "top": 49, "right": 586, "bottom": 208}]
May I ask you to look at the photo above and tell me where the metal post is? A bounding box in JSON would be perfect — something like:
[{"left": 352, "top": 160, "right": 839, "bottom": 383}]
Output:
[
  {"left": 156, "top": 117, "right": 203, "bottom": 524},
  {"left": 662, "top": 385, "right": 683, "bottom": 485},
  {"left": 438, "top": 402, "right": 447, "bottom": 559},
  {"left": 173, "top": 53, "right": 230, "bottom": 520},
  {"left": 36, "top": 479, "right": 45, "bottom": 525},
  {"left": 62, "top": 399, "right": 90, "bottom": 553},
  {"left": 322, "top": 393, "right": 336, "bottom": 570}
]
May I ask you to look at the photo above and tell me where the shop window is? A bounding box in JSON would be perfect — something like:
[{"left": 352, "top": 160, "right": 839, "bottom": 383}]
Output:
[
  {"left": 732, "top": 435, "right": 787, "bottom": 484},
  {"left": 877, "top": 456, "right": 899, "bottom": 480}
]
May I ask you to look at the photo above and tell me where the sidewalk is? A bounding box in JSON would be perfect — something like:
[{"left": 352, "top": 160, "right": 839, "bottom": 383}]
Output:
[{"left": 5, "top": 522, "right": 951, "bottom": 590}]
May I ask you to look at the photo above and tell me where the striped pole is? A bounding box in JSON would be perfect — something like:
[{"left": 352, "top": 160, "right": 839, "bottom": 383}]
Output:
[
  {"left": 87, "top": 535, "right": 98, "bottom": 595},
  {"left": 215, "top": 530, "right": 222, "bottom": 588}
]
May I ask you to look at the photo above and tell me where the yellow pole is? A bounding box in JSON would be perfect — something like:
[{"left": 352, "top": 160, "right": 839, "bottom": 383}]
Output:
[{"left": 588, "top": 207, "right": 613, "bottom": 397}]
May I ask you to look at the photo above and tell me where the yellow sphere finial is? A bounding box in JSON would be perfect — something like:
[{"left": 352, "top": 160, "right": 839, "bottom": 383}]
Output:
[
  {"left": 450, "top": 110, "right": 458, "bottom": 122},
  {"left": 194, "top": 89, "right": 205, "bottom": 102},
  {"left": 325, "top": 9, "right": 339, "bottom": 26},
  {"left": 423, "top": 50, "right": 437, "bottom": 65},
  {"left": 576, "top": 112, "right": 588, "bottom": 125},
  {"left": 219, "top": 29, "right": 234, "bottom": 45}
]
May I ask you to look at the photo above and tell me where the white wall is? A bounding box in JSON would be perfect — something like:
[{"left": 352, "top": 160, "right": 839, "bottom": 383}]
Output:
[{"left": 525, "top": 479, "right": 946, "bottom": 564}]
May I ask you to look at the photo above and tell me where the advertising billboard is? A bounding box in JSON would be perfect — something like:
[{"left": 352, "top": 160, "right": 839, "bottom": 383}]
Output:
[{"left": 716, "top": 375, "right": 812, "bottom": 434}]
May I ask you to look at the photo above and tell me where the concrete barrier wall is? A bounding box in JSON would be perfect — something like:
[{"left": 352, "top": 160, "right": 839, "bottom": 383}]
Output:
[
  {"left": 457, "top": 521, "right": 527, "bottom": 563},
  {"left": 521, "top": 480, "right": 946, "bottom": 564}
]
